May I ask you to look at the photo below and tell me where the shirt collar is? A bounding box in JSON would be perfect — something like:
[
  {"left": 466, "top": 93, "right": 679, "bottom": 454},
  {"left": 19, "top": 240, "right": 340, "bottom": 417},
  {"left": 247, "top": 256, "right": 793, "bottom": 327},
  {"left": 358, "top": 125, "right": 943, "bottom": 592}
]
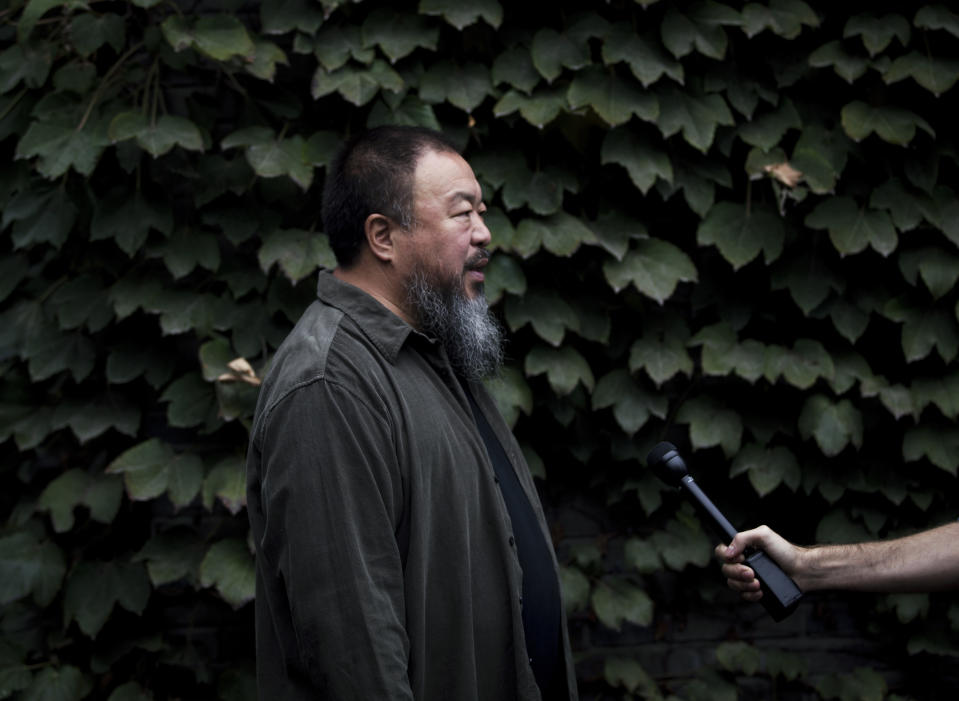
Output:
[{"left": 315, "top": 268, "right": 427, "bottom": 363}]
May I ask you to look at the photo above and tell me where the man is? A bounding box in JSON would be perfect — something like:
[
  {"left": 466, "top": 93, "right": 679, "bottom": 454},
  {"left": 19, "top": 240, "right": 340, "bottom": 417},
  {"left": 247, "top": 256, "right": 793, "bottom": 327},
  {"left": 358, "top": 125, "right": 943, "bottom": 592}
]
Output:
[
  {"left": 246, "top": 126, "right": 577, "bottom": 700},
  {"left": 717, "top": 522, "right": 959, "bottom": 598}
]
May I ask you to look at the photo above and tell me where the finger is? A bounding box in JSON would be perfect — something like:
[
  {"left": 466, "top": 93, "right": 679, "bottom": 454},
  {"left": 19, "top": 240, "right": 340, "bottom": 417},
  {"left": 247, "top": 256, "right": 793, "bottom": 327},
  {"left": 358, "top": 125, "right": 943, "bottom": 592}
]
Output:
[
  {"left": 714, "top": 543, "right": 744, "bottom": 564},
  {"left": 721, "top": 563, "right": 755, "bottom": 582}
]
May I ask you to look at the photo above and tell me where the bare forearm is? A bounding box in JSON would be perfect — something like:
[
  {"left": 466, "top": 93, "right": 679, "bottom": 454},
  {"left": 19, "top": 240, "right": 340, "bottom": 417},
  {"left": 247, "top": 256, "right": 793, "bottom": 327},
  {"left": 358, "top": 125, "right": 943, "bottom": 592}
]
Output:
[{"left": 796, "top": 522, "right": 959, "bottom": 593}]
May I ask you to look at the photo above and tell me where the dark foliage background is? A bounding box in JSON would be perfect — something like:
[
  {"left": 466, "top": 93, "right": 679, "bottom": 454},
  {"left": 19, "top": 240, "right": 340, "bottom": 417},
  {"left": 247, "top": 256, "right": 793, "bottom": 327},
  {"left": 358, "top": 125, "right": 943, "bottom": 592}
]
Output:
[{"left": 2, "top": 0, "right": 959, "bottom": 699}]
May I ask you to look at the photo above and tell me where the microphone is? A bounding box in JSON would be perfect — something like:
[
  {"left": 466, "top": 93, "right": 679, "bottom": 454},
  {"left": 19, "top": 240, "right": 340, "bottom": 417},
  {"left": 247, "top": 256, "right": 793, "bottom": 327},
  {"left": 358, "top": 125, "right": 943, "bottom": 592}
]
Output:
[{"left": 646, "top": 441, "right": 802, "bottom": 622}]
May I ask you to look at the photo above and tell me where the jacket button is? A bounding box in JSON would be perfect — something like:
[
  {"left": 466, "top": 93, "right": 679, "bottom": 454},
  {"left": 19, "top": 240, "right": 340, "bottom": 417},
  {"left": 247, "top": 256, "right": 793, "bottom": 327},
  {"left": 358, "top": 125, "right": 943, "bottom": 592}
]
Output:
[{"left": 508, "top": 536, "right": 515, "bottom": 546}]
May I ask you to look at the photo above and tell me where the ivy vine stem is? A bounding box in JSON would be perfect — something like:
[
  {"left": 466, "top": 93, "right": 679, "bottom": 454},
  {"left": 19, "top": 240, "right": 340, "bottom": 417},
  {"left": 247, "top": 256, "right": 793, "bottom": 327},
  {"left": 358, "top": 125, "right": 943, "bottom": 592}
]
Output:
[{"left": 76, "top": 40, "right": 145, "bottom": 132}]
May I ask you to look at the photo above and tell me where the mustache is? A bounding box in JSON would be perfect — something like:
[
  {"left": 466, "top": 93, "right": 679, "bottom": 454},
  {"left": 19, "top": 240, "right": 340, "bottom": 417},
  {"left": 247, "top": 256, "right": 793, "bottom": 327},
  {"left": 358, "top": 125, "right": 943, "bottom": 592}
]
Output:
[{"left": 465, "top": 249, "right": 490, "bottom": 270}]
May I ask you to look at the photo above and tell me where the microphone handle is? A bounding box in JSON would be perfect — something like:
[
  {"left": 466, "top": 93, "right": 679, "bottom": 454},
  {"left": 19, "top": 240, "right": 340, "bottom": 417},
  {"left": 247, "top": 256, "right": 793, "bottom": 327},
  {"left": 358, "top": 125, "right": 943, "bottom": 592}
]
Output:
[
  {"left": 679, "top": 475, "right": 738, "bottom": 543},
  {"left": 679, "top": 476, "right": 802, "bottom": 622}
]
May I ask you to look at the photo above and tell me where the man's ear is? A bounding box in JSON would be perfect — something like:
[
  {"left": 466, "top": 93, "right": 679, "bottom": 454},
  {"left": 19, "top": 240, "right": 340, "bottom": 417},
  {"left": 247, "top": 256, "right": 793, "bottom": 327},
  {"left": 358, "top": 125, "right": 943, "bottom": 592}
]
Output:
[{"left": 364, "top": 213, "right": 398, "bottom": 263}]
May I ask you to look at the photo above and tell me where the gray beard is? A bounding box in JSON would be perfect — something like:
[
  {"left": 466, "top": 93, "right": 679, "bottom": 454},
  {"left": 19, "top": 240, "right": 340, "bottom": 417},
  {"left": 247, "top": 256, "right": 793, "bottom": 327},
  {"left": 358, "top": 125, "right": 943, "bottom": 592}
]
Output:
[{"left": 405, "top": 268, "right": 504, "bottom": 381}]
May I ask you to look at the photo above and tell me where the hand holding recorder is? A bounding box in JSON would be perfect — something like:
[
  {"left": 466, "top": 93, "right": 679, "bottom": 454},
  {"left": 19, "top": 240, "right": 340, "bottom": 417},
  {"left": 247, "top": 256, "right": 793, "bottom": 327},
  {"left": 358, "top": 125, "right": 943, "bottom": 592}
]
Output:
[{"left": 646, "top": 442, "right": 803, "bottom": 622}]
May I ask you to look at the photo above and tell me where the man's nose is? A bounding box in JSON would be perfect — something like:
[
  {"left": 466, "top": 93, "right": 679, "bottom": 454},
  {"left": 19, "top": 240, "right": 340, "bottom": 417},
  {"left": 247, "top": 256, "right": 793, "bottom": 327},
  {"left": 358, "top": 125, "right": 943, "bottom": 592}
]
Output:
[{"left": 473, "top": 215, "right": 492, "bottom": 248}]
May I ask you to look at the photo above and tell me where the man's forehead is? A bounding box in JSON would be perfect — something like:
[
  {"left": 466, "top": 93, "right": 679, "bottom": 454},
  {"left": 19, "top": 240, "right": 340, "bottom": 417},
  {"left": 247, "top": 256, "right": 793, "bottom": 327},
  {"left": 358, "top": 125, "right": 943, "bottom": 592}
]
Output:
[{"left": 413, "top": 151, "right": 483, "bottom": 200}]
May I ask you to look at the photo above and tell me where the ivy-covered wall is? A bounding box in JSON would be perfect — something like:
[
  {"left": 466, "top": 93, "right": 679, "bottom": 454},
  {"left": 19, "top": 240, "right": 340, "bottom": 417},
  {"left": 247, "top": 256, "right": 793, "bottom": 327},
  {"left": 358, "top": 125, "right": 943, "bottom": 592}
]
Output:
[{"left": 2, "top": 0, "right": 958, "bottom": 699}]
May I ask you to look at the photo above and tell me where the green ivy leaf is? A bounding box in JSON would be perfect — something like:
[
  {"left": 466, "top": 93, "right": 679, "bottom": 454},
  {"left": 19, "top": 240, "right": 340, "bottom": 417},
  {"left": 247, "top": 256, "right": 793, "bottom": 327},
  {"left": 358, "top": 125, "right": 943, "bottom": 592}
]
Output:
[
  {"left": 491, "top": 46, "right": 540, "bottom": 94},
  {"left": 716, "top": 641, "right": 761, "bottom": 675},
  {"left": 200, "top": 538, "right": 255, "bottom": 609},
  {"left": 108, "top": 112, "right": 204, "bottom": 158},
  {"left": 48, "top": 274, "right": 113, "bottom": 332},
  {"left": 592, "top": 370, "right": 667, "bottom": 434},
  {"left": 483, "top": 253, "right": 526, "bottom": 305},
  {"left": 161, "top": 15, "right": 255, "bottom": 61},
  {"left": 675, "top": 395, "right": 743, "bottom": 457},
  {"left": 779, "top": 338, "right": 835, "bottom": 389},
  {"left": 602, "top": 25, "right": 684, "bottom": 87},
  {"left": 484, "top": 366, "right": 533, "bottom": 428},
  {"left": 841, "top": 100, "right": 935, "bottom": 146},
  {"left": 0, "top": 638, "right": 31, "bottom": 698},
  {"left": 624, "top": 537, "right": 661, "bottom": 574},
  {"left": 16, "top": 0, "right": 67, "bottom": 44},
  {"left": 133, "top": 530, "right": 205, "bottom": 587},
  {"left": 259, "top": 0, "right": 324, "bottom": 35},
  {"left": 799, "top": 395, "right": 863, "bottom": 456},
  {"left": 898, "top": 247, "right": 959, "bottom": 299},
  {"left": 567, "top": 67, "right": 659, "bottom": 127},
  {"left": 770, "top": 253, "right": 844, "bottom": 315},
  {"left": 361, "top": 10, "right": 439, "bottom": 64},
  {"left": 741, "top": 0, "right": 819, "bottom": 39},
  {"left": 24, "top": 327, "right": 96, "bottom": 384},
  {"left": 311, "top": 60, "right": 403, "bottom": 107},
  {"left": 843, "top": 13, "right": 910, "bottom": 56},
  {"left": 819, "top": 297, "right": 870, "bottom": 343},
  {"left": 244, "top": 134, "right": 315, "bottom": 190},
  {"left": 493, "top": 86, "right": 567, "bottom": 129},
  {"left": 661, "top": 7, "right": 730, "bottom": 60},
  {"left": 0, "top": 42, "right": 52, "bottom": 94},
  {"left": 652, "top": 507, "right": 713, "bottom": 570},
  {"left": 91, "top": 190, "right": 173, "bottom": 256},
  {"left": 697, "top": 202, "right": 784, "bottom": 269},
  {"left": 419, "top": 61, "right": 491, "bottom": 114},
  {"left": 160, "top": 373, "right": 217, "bottom": 428},
  {"left": 655, "top": 85, "right": 734, "bottom": 153},
  {"left": 530, "top": 28, "right": 590, "bottom": 83},
  {"left": 808, "top": 41, "right": 869, "bottom": 83},
  {"left": 4, "top": 186, "right": 77, "bottom": 250},
  {"left": 151, "top": 227, "right": 221, "bottom": 279},
  {"left": 729, "top": 443, "right": 801, "bottom": 497},
  {"left": 19, "top": 666, "right": 92, "bottom": 701},
  {"left": 502, "top": 166, "right": 577, "bottom": 216},
  {"left": 418, "top": 0, "right": 503, "bottom": 30},
  {"left": 16, "top": 116, "right": 110, "bottom": 178},
  {"left": 38, "top": 469, "right": 123, "bottom": 533},
  {"left": 737, "top": 98, "right": 801, "bottom": 150},
  {"left": 106, "top": 438, "right": 204, "bottom": 507},
  {"left": 869, "top": 178, "right": 923, "bottom": 232},
  {"left": 882, "top": 51, "right": 959, "bottom": 97},
  {"left": 601, "top": 129, "right": 672, "bottom": 195},
  {"left": 885, "top": 299, "right": 959, "bottom": 363},
  {"left": 505, "top": 291, "right": 579, "bottom": 346},
  {"left": 915, "top": 4, "right": 959, "bottom": 37},
  {"left": 524, "top": 345, "right": 595, "bottom": 395},
  {"left": 559, "top": 565, "right": 590, "bottom": 613},
  {"left": 603, "top": 238, "right": 698, "bottom": 304},
  {"left": 0, "top": 531, "right": 65, "bottom": 607},
  {"left": 766, "top": 648, "right": 807, "bottom": 681},
  {"left": 804, "top": 196, "right": 897, "bottom": 257},
  {"left": 591, "top": 577, "right": 654, "bottom": 630},
  {"left": 106, "top": 682, "right": 153, "bottom": 701},
  {"left": 790, "top": 123, "right": 848, "bottom": 194},
  {"left": 904, "top": 426, "right": 959, "bottom": 476},
  {"left": 311, "top": 26, "right": 373, "bottom": 72},
  {"left": 604, "top": 657, "right": 659, "bottom": 697},
  {"left": 202, "top": 456, "right": 248, "bottom": 515},
  {"left": 814, "top": 668, "right": 888, "bottom": 701},
  {"left": 63, "top": 561, "right": 151, "bottom": 638},
  {"left": 628, "top": 323, "right": 694, "bottom": 386},
  {"left": 259, "top": 228, "right": 335, "bottom": 283},
  {"left": 589, "top": 210, "right": 649, "bottom": 261}
]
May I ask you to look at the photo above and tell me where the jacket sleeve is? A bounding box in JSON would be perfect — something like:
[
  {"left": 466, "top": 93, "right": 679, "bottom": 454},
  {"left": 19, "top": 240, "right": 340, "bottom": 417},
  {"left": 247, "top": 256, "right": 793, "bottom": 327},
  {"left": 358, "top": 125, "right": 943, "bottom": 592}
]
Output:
[{"left": 254, "top": 377, "right": 413, "bottom": 700}]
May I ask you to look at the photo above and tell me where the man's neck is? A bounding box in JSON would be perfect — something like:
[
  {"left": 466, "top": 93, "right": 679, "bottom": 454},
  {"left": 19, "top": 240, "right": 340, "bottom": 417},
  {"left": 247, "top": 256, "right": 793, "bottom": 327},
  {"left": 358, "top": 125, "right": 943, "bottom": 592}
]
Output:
[{"left": 333, "top": 265, "right": 414, "bottom": 325}]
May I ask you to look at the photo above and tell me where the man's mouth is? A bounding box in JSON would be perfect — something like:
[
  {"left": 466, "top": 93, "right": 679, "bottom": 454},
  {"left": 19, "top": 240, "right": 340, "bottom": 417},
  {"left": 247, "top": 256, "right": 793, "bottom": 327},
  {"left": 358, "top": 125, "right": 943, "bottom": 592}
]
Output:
[{"left": 465, "top": 249, "right": 490, "bottom": 273}]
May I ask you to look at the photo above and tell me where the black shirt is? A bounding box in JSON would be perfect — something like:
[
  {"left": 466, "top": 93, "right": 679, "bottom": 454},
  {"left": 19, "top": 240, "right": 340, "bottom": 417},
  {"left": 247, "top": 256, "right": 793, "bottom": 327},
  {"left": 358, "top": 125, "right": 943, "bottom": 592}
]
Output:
[{"left": 463, "top": 382, "right": 565, "bottom": 699}]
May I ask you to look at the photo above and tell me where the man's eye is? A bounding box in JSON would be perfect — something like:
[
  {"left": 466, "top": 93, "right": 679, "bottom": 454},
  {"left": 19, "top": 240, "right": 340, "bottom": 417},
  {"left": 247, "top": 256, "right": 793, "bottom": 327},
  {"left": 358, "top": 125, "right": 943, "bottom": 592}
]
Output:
[{"left": 456, "top": 210, "right": 472, "bottom": 218}]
